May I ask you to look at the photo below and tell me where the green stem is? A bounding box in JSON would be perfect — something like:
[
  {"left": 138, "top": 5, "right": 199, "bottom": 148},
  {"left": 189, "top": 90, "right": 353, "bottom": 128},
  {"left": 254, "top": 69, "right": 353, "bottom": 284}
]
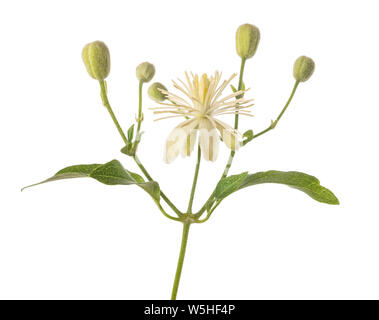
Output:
[
  {"left": 100, "top": 80, "right": 128, "bottom": 145},
  {"left": 276, "top": 81, "right": 299, "bottom": 123},
  {"left": 136, "top": 80, "right": 143, "bottom": 136},
  {"left": 195, "top": 80, "right": 300, "bottom": 219},
  {"left": 251, "top": 80, "right": 300, "bottom": 140},
  {"left": 196, "top": 200, "right": 221, "bottom": 223},
  {"left": 156, "top": 201, "right": 182, "bottom": 222},
  {"left": 98, "top": 80, "right": 182, "bottom": 217},
  {"left": 171, "top": 145, "right": 201, "bottom": 299},
  {"left": 187, "top": 145, "right": 201, "bottom": 213},
  {"left": 133, "top": 155, "right": 182, "bottom": 217},
  {"left": 234, "top": 57, "right": 246, "bottom": 128},
  {"left": 171, "top": 222, "right": 191, "bottom": 300},
  {"left": 223, "top": 58, "right": 246, "bottom": 178},
  {"left": 194, "top": 58, "right": 247, "bottom": 218}
]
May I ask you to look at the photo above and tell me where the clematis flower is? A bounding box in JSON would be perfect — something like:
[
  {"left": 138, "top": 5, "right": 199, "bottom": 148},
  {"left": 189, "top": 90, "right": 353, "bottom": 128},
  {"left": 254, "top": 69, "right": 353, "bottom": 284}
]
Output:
[{"left": 150, "top": 72, "right": 254, "bottom": 163}]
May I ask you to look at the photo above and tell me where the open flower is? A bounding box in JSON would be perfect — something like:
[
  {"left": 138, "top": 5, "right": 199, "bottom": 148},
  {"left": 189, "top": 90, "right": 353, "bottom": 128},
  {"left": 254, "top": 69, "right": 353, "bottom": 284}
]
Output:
[{"left": 150, "top": 71, "right": 253, "bottom": 163}]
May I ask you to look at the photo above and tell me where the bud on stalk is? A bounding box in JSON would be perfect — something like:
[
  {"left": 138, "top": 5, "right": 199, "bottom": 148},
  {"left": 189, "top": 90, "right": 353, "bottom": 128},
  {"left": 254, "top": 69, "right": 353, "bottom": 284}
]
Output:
[
  {"left": 82, "top": 41, "right": 110, "bottom": 80},
  {"left": 236, "top": 24, "right": 260, "bottom": 59},
  {"left": 293, "top": 56, "right": 315, "bottom": 82},
  {"left": 148, "top": 82, "right": 167, "bottom": 102},
  {"left": 136, "top": 62, "right": 155, "bottom": 83}
]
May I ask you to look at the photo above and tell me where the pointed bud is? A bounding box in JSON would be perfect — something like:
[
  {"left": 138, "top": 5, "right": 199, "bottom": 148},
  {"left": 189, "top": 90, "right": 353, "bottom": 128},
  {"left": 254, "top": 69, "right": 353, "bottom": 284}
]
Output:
[
  {"left": 148, "top": 82, "right": 167, "bottom": 102},
  {"left": 136, "top": 62, "right": 155, "bottom": 83},
  {"left": 82, "top": 41, "right": 110, "bottom": 80},
  {"left": 236, "top": 24, "right": 260, "bottom": 59},
  {"left": 293, "top": 56, "right": 315, "bottom": 82}
]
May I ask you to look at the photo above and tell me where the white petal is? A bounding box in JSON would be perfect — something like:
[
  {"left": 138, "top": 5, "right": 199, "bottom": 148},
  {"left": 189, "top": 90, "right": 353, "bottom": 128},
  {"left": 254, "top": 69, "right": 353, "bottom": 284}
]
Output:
[
  {"left": 165, "top": 128, "right": 185, "bottom": 163},
  {"left": 181, "top": 128, "right": 197, "bottom": 157},
  {"left": 198, "top": 118, "right": 219, "bottom": 161},
  {"left": 165, "top": 119, "right": 198, "bottom": 163},
  {"left": 213, "top": 118, "right": 241, "bottom": 151}
]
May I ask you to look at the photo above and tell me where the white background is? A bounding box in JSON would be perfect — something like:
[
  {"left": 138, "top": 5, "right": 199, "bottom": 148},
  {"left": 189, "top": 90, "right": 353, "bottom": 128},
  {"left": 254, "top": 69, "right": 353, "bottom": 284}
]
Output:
[{"left": 0, "top": 0, "right": 378, "bottom": 299}]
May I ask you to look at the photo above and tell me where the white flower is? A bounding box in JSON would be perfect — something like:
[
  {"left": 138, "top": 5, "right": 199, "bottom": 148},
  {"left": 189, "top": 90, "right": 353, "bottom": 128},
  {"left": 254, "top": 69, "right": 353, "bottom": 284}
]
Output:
[{"left": 150, "top": 71, "right": 253, "bottom": 163}]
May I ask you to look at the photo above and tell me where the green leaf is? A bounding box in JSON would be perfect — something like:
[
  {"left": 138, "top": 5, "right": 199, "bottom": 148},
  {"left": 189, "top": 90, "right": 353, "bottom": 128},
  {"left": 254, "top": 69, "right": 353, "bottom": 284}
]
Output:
[
  {"left": 139, "top": 181, "right": 160, "bottom": 202},
  {"left": 127, "top": 124, "right": 134, "bottom": 141},
  {"left": 214, "top": 172, "right": 248, "bottom": 200},
  {"left": 89, "top": 159, "right": 137, "bottom": 185},
  {"left": 242, "top": 171, "right": 340, "bottom": 205},
  {"left": 242, "top": 129, "right": 254, "bottom": 146},
  {"left": 22, "top": 160, "right": 160, "bottom": 202},
  {"left": 120, "top": 142, "right": 136, "bottom": 156},
  {"left": 22, "top": 164, "right": 102, "bottom": 190},
  {"left": 215, "top": 170, "right": 339, "bottom": 205}
]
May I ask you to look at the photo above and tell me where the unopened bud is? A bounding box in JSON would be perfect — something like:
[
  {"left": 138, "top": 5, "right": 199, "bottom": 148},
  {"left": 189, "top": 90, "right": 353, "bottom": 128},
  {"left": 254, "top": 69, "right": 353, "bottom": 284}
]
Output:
[
  {"left": 236, "top": 24, "right": 260, "bottom": 59},
  {"left": 136, "top": 62, "right": 155, "bottom": 83},
  {"left": 293, "top": 56, "right": 315, "bottom": 82},
  {"left": 82, "top": 41, "right": 110, "bottom": 80},
  {"left": 148, "top": 82, "right": 167, "bottom": 102}
]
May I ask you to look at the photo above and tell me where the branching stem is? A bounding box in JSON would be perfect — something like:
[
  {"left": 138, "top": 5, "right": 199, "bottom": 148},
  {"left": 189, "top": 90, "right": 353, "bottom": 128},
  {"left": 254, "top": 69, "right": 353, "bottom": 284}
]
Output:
[{"left": 98, "top": 80, "right": 182, "bottom": 218}]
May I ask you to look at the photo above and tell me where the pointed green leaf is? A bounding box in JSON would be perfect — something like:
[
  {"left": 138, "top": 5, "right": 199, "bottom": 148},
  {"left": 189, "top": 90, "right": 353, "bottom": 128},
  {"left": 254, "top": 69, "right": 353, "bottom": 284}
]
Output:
[
  {"left": 21, "top": 164, "right": 102, "bottom": 190},
  {"left": 127, "top": 124, "right": 134, "bottom": 141},
  {"left": 89, "top": 159, "right": 136, "bottom": 185},
  {"left": 215, "top": 172, "right": 248, "bottom": 200},
  {"left": 214, "top": 170, "right": 339, "bottom": 205},
  {"left": 239, "top": 170, "right": 339, "bottom": 205},
  {"left": 22, "top": 160, "right": 160, "bottom": 202}
]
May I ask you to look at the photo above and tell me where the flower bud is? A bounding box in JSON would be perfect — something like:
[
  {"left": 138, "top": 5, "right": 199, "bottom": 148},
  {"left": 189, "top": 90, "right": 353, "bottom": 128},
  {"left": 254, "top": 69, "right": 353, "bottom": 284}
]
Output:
[
  {"left": 236, "top": 24, "right": 260, "bottom": 59},
  {"left": 82, "top": 41, "right": 110, "bottom": 80},
  {"left": 136, "top": 62, "right": 155, "bottom": 83},
  {"left": 148, "top": 82, "right": 167, "bottom": 102},
  {"left": 293, "top": 56, "right": 315, "bottom": 82}
]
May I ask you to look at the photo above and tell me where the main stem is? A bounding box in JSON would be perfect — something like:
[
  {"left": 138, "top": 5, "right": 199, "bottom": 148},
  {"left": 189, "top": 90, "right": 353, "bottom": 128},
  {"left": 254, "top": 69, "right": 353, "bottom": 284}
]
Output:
[
  {"left": 171, "top": 145, "right": 201, "bottom": 299},
  {"left": 171, "top": 222, "right": 191, "bottom": 300}
]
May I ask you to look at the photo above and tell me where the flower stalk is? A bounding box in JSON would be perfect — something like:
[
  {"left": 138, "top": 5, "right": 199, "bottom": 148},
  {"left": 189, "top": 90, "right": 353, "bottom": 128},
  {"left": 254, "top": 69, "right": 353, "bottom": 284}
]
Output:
[
  {"left": 136, "top": 80, "right": 144, "bottom": 137},
  {"left": 223, "top": 56, "right": 247, "bottom": 178},
  {"left": 187, "top": 145, "right": 201, "bottom": 213}
]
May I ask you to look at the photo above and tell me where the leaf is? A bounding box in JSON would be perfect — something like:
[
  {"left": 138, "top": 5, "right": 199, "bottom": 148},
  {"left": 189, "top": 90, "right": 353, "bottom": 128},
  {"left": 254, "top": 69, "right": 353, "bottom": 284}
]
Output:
[
  {"left": 89, "top": 159, "right": 137, "bottom": 185},
  {"left": 120, "top": 142, "right": 136, "bottom": 156},
  {"left": 242, "top": 129, "right": 254, "bottom": 146},
  {"left": 214, "top": 172, "right": 248, "bottom": 200},
  {"left": 127, "top": 124, "right": 134, "bottom": 141},
  {"left": 241, "top": 171, "right": 339, "bottom": 205},
  {"left": 214, "top": 170, "right": 339, "bottom": 205},
  {"left": 22, "top": 160, "right": 160, "bottom": 202},
  {"left": 21, "top": 164, "right": 102, "bottom": 190}
]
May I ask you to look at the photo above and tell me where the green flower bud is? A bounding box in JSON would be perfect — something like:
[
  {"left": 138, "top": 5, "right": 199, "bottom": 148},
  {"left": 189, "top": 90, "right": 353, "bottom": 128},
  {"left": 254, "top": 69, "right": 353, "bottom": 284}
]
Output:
[
  {"left": 82, "top": 41, "right": 110, "bottom": 80},
  {"left": 148, "top": 82, "right": 167, "bottom": 102},
  {"left": 293, "top": 56, "right": 315, "bottom": 82},
  {"left": 236, "top": 24, "right": 260, "bottom": 59},
  {"left": 136, "top": 62, "right": 155, "bottom": 83}
]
